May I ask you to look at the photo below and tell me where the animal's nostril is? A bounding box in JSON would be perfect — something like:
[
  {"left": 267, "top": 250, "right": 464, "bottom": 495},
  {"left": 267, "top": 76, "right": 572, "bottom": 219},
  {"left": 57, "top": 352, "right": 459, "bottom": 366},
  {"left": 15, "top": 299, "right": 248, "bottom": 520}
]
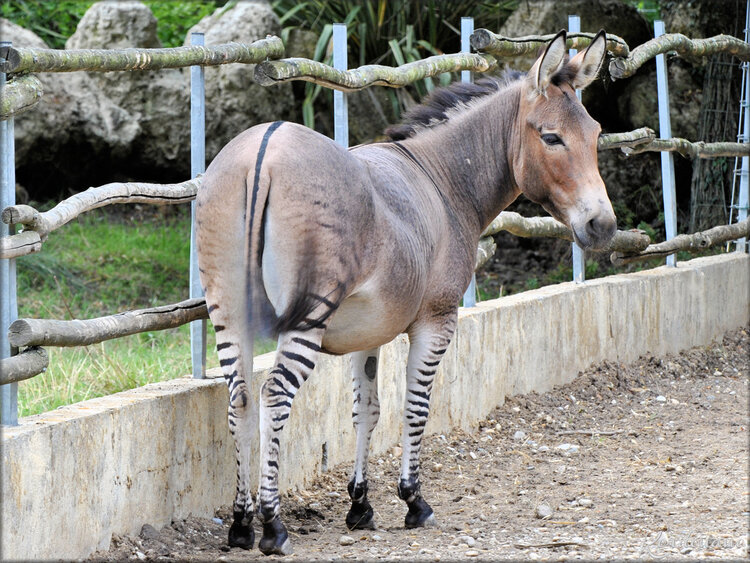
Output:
[
  {"left": 586, "top": 216, "right": 616, "bottom": 241},
  {"left": 586, "top": 217, "right": 599, "bottom": 236}
]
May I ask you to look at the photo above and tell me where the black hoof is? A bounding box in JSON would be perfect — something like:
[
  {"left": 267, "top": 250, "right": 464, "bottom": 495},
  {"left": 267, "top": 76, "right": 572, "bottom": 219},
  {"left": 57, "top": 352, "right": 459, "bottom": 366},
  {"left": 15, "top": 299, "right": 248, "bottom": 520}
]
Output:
[
  {"left": 258, "top": 518, "right": 292, "bottom": 555},
  {"left": 404, "top": 497, "right": 436, "bottom": 529},
  {"left": 346, "top": 500, "right": 376, "bottom": 530},
  {"left": 228, "top": 520, "right": 254, "bottom": 550}
]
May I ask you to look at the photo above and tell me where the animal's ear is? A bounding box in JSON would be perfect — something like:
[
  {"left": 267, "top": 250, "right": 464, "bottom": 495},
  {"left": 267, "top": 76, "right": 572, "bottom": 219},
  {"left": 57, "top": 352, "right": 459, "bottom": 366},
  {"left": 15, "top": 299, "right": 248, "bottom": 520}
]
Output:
[
  {"left": 529, "top": 29, "right": 567, "bottom": 93},
  {"left": 568, "top": 30, "right": 607, "bottom": 90}
]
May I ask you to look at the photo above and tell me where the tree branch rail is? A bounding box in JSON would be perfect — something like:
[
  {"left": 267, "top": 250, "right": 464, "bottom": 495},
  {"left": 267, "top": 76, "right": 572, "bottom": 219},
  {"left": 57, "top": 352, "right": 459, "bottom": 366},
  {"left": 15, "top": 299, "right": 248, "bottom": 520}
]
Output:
[
  {"left": 0, "top": 177, "right": 201, "bottom": 259},
  {"left": 0, "top": 36, "right": 284, "bottom": 74},
  {"left": 0, "top": 347, "right": 48, "bottom": 385},
  {"left": 610, "top": 217, "right": 750, "bottom": 265},
  {"left": 470, "top": 29, "right": 630, "bottom": 58},
  {"left": 0, "top": 74, "right": 43, "bottom": 120},
  {"left": 609, "top": 33, "right": 750, "bottom": 79},
  {"left": 9, "top": 298, "right": 208, "bottom": 348},
  {"left": 254, "top": 53, "right": 497, "bottom": 91}
]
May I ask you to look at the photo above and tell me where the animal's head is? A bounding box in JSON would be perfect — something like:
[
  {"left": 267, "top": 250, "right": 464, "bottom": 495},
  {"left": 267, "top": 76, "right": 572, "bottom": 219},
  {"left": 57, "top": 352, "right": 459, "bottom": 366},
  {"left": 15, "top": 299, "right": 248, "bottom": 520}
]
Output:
[{"left": 513, "top": 30, "right": 616, "bottom": 250}]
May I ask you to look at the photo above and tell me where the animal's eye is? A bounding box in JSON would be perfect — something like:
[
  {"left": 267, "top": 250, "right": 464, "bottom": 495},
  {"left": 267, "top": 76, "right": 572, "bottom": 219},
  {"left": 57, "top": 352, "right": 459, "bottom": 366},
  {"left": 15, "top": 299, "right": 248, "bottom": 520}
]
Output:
[{"left": 541, "top": 133, "right": 563, "bottom": 146}]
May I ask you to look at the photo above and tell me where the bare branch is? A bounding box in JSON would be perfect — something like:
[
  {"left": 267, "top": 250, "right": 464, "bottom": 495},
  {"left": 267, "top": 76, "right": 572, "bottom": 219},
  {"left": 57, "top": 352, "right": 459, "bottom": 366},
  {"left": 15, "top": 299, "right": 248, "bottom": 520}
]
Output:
[
  {"left": 0, "top": 230, "right": 42, "bottom": 259},
  {"left": 0, "top": 74, "right": 43, "bottom": 120},
  {"left": 475, "top": 236, "right": 497, "bottom": 271},
  {"left": 609, "top": 33, "right": 750, "bottom": 80},
  {"left": 598, "top": 128, "right": 656, "bottom": 150},
  {"left": 9, "top": 298, "right": 208, "bottom": 348},
  {"left": 611, "top": 217, "right": 750, "bottom": 265},
  {"left": 598, "top": 128, "right": 749, "bottom": 158},
  {"left": 254, "top": 53, "right": 497, "bottom": 92},
  {"left": 482, "top": 211, "right": 652, "bottom": 254},
  {"left": 470, "top": 29, "right": 630, "bottom": 58},
  {"left": 2, "top": 177, "right": 200, "bottom": 241},
  {"left": 622, "top": 138, "right": 750, "bottom": 159},
  {"left": 0, "top": 36, "right": 284, "bottom": 74},
  {"left": 0, "top": 347, "right": 48, "bottom": 385}
]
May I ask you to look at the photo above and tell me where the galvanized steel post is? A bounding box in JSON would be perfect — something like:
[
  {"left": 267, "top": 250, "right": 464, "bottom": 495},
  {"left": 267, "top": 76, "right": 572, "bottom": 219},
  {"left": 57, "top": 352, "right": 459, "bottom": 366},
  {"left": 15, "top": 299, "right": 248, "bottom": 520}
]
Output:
[
  {"left": 461, "top": 16, "right": 478, "bottom": 307},
  {"left": 737, "top": 6, "right": 750, "bottom": 252},
  {"left": 333, "top": 23, "right": 349, "bottom": 148},
  {"left": 1, "top": 41, "right": 18, "bottom": 425},
  {"left": 654, "top": 20, "right": 678, "bottom": 266},
  {"left": 189, "top": 32, "right": 207, "bottom": 378},
  {"left": 568, "top": 15, "right": 586, "bottom": 282}
]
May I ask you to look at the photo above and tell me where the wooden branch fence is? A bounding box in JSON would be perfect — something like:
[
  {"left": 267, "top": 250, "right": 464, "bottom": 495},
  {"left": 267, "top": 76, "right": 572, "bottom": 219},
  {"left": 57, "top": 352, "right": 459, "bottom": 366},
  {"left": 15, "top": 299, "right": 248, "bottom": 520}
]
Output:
[
  {"left": 470, "top": 30, "right": 630, "bottom": 58},
  {"left": 254, "top": 53, "right": 497, "bottom": 91},
  {"left": 609, "top": 33, "right": 750, "bottom": 79},
  {"left": 1, "top": 26, "right": 747, "bottom": 388},
  {"left": 0, "top": 74, "right": 43, "bottom": 120},
  {"left": 0, "top": 36, "right": 285, "bottom": 74}
]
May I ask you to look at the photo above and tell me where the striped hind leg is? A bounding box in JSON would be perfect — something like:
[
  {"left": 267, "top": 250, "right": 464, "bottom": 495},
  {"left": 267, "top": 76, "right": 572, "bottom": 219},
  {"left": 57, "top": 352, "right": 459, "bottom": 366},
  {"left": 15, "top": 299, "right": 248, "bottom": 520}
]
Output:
[
  {"left": 398, "top": 314, "right": 456, "bottom": 528},
  {"left": 207, "top": 310, "right": 257, "bottom": 550},
  {"left": 257, "top": 328, "right": 325, "bottom": 555},
  {"left": 346, "top": 348, "right": 381, "bottom": 530}
]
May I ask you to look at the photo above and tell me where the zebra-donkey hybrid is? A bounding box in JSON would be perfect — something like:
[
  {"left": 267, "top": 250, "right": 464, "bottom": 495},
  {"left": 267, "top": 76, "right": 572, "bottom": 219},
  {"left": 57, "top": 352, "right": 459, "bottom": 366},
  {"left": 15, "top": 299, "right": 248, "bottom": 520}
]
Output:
[{"left": 196, "top": 30, "right": 616, "bottom": 555}]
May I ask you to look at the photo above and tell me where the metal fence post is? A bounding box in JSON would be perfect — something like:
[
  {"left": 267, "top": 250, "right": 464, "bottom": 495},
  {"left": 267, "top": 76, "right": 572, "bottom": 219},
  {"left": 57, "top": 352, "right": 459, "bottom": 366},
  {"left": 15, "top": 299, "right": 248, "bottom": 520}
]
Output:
[
  {"left": 1, "top": 41, "right": 19, "bottom": 426},
  {"left": 461, "top": 16, "right": 477, "bottom": 307},
  {"left": 737, "top": 15, "right": 750, "bottom": 252},
  {"left": 333, "top": 23, "right": 349, "bottom": 148},
  {"left": 189, "top": 32, "right": 206, "bottom": 378},
  {"left": 568, "top": 15, "right": 586, "bottom": 282},
  {"left": 654, "top": 20, "right": 678, "bottom": 266}
]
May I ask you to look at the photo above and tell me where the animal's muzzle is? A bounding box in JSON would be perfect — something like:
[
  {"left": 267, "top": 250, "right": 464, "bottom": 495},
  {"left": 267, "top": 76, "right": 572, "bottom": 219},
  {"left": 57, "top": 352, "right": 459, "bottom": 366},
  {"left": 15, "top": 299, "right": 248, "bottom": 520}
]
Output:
[{"left": 573, "top": 211, "right": 617, "bottom": 251}]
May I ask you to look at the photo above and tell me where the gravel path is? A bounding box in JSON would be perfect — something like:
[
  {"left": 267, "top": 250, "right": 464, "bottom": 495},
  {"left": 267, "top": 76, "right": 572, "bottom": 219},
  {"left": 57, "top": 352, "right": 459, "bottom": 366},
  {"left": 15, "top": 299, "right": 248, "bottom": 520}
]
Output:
[{"left": 92, "top": 327, "right": 749, "bottom": 561}]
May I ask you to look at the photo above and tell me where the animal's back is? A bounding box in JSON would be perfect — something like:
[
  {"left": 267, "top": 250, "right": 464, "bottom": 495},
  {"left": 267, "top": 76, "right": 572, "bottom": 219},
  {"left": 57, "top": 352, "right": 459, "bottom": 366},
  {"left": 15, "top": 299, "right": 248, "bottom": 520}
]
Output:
[{"left": 197, "top": 121, "right": 447, "bottom": 354}]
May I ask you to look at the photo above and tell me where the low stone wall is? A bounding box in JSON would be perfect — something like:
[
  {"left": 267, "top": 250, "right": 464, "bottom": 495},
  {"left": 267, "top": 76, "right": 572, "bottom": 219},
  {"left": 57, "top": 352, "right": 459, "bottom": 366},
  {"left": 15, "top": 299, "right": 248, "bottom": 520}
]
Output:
[{"left": 3, "top": 253, "right": 748, "bottom": 560}]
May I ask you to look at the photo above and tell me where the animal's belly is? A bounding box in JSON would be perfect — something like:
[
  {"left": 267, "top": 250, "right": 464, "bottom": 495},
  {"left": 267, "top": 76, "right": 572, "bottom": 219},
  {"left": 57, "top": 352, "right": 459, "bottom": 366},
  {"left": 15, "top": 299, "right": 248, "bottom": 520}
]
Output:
[{"left": 321, "top": 289, "right": 413, "bottom": 355}]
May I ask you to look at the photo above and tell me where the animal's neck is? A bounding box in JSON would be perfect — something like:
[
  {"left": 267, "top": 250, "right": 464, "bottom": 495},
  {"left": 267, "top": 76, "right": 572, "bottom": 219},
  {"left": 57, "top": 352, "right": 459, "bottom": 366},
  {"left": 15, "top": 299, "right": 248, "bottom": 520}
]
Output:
[{"left": 397, "top": 84, "right": 522, "bottom": 237}]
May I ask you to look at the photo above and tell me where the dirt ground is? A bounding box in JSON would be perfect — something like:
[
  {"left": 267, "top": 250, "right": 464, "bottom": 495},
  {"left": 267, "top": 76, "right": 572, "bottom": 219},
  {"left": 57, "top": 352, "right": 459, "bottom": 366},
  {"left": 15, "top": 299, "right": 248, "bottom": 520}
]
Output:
[{"left": 92, "top": 327, "right": 749, "bottom": 562}]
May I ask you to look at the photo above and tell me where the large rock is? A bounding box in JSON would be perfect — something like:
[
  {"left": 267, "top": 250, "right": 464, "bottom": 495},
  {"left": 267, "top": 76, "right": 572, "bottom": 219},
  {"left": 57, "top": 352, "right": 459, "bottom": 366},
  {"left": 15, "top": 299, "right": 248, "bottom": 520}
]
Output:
[
  {"left": 66, "top": 1, "right": 190, "bottom": 174},
  {"left": 66, "top": 0, "right": 160, "bottom": 49},
  {"left": 498, "top": 0, "right": 651, "bottom": 70},
  {"left": 661, "top": 0, "right": 745, "bottom": 38},
  {"left": 1, "top": 18, "right": 139, "bottom": 200},
  {"left": 7, "top": 0, "right": 297, "bottom": 200},
  {"left": 347, "top": 88, "right": 400, "bottom": 143},
  {"left": 616, "top": 63, "right": 702, "bottom": 140},
  {"left": 186, "top": 1, "right": 297, "bottom": 159}
]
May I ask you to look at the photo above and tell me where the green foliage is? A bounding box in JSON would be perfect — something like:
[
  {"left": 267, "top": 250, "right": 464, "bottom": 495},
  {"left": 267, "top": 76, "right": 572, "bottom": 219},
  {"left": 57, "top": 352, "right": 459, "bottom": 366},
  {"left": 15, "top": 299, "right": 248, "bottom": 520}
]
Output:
[
  {"left": 636, "top": 219, "right": 658, "bottom": 241},
  {"left": 622, "top": 0, "right": 661, "bottom": 23},
  {"left": 16, "top": 208, "right": 274, "bottom": 417},
  {"left": 274, "top": 0, "right": 517, "bottom": 65},
  {"left": 271, "top": 0, "right": 518, "bottom": 129},
  {"left": 144, "top": 1, "right": 226, "bottom": 47},
  {"left": 1, "top": 0, "right": 228, "bottom": 49},
  {"left": 0, "top": 0, "right": 95, "bottom": 48}
]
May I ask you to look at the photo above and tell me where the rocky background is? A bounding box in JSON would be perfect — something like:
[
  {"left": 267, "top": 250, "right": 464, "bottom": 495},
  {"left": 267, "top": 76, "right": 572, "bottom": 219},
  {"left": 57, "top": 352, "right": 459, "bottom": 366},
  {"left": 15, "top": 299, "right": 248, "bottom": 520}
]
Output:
[{"left": 1, "top": 0, "right": 746, "bottom": 237}]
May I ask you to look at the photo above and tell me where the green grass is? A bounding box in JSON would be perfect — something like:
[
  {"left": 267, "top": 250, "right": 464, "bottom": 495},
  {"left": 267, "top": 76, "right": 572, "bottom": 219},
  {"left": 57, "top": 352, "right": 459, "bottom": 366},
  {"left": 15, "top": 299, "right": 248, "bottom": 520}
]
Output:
[{"left": 16, "top": 207, "right": 274, "bottom": 418}]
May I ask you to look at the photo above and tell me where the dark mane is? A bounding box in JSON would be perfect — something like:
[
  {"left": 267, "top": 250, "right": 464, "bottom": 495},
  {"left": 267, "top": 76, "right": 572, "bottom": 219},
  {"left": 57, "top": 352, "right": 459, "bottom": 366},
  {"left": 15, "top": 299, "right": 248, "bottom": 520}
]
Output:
[{"left": 384, "top": 71, "right": 524, "bottom": 141}]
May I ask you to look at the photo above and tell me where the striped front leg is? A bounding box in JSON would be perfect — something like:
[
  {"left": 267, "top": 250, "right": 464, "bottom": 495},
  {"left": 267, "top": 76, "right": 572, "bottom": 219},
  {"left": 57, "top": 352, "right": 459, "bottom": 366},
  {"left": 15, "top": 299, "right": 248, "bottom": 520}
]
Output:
[
  {"left": 398, "top": 314, "right": 456, "bottom": 528},
  {"left": 346, "top": 348, "right": 381, "bottom": 530},
  {"left": 257, "top": 328, "right": 324, "bottom": 555}
]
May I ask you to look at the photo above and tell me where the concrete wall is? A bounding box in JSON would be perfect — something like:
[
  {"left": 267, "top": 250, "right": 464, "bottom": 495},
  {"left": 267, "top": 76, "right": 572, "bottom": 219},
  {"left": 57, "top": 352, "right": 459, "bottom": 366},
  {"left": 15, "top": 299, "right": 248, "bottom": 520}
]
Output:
[{"left": 2, "top": 254, "right": 748, "bottom": 560}]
